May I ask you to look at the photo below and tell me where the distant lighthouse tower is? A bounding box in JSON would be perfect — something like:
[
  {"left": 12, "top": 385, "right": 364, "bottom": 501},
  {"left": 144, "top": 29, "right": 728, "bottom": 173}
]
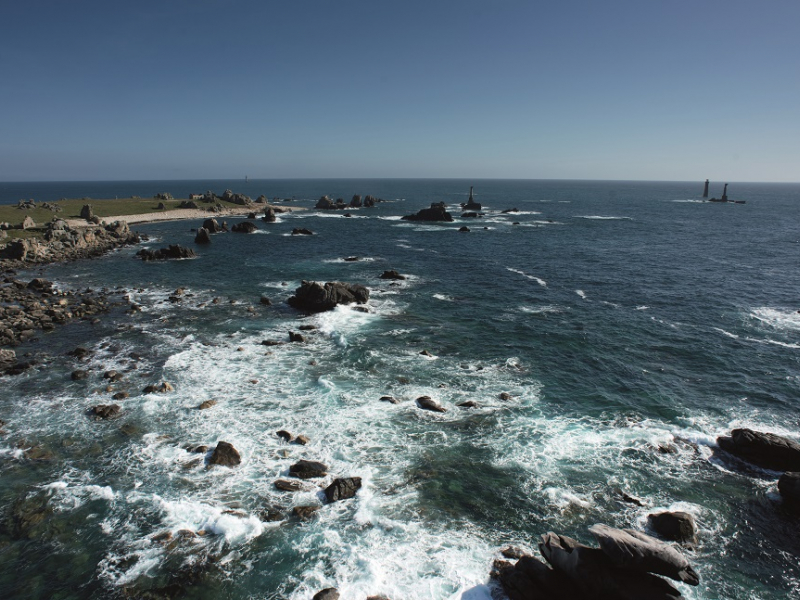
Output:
[
  {"left": 469, "top": 186, "right": 474, "bottom": 202},
  {"left": 702, "top": 179, "right": 709, "bottom": 198},
  {"left": 721, "top": 183, "right": 728, "bottom": 202}
]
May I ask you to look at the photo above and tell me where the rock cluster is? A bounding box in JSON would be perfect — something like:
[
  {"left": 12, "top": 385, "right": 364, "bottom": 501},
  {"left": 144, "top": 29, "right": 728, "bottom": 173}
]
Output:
[
  {"left": 495, "top": 523, "right": 699, "bottom": 600},
  {"left": 231, "top": 221, "right": 258, "bottom": 233},
  {"left": 315, "top": 194, "right": 383, "bottom": 210},
  {"left": 287, "top": 281, "right": 369, "bottom": 313},
  {"left": 0, "top": 220, "right": 140, "bottom": 268},
  {"left": 402, "top": 202, "right": 453, "bottom": 222},
  {"left": 136, "top": 245, "right": 196, "bottom": 261}
]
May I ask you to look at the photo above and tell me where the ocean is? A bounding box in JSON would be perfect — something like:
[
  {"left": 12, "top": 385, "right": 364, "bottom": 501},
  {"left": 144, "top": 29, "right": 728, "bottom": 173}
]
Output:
[{"left": 1, "top": 178, "right": 799, "bottom": 599}]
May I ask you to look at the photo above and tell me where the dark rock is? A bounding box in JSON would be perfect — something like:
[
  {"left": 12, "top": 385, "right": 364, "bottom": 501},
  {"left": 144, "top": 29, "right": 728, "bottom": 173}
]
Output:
[
  {"left": 259, "top": 296, "right": 272, "bottom": 305},
  {"left": 288, "top": 331, "right": 305, "bottom": 343},
  {"left": 80, "top": 204, "right": 94, "bottom": 220},
  {"left": 350, "top": 195, "right": 363, "bottom": 207},
  {"left": 457, "top": 400, "right": 479, "bottom": 408},
  {"left": 779, "top": 471, "right": 800, "bottom": 509},
  {"left": 324, "top": 477, "right": 362, "bottom": 502},
  {"left": 502, "top": 208, "right": 519, "bottom": 213},
  {"left": 380, "top": 396, "right": 400, "bottom": 404},
  {"left": 498, "top": 554, "right": 583, "bottom": 600},
  {"left": 208, "top": 441, "right": 241, "bottom": 467},
  {"left": 401, "top": 202, "right": 453, "bottom": 222},
  {"left": 275, "top": 479, "right": 306, "bottom": 492},
  {"left": 71, "top": 369, "right": 89, "bottom": 381},
  {"left": 313, "top": 589, "right": 339, "bottom": 600},
  {"left": 277, "top": 430, "right": 294, "bottom": 442},
  {"left": 344, "top": 256, "right": 360, "bottom": 262},
  {"left": 458, "top": 226, "right": 470, "bottom": 232},
  {"left": 499, "top": 392, "right": 512, "bottom": 400},
  {"left": 68, "top": 346, "right": 92, "bottom": 359},
  {"left": 588, "top": 523, "right": 699, "bottom": 585},
  {"left": 717, "top": 428, "right": 800, "bottom": 471},
  {"left": 287, "top": 280, "right": 369, "bottom": 313},
  {"left": 89, "top": 404, "right": 122, "bottom": 420},
  {"left": 178, "top": 200, "right": 198, "bottom": 209},
  {"left": 293, "top": 505, "right": 320, "bottom": 520},
  {"left": 419, "top": 350, "right": 433, "bottom": 357},
  {"left": 202, "top": 218, "right": 223, "bottom": 233},
  {"left": 380, "top": 270, "right": 406, "bottom": 280},
  {"left": 231, "top": 221, "right": 258, "bottom": 233},
  {"left": 137, "top": 245, "right": 196, "bottom": 261},
  {"left": 416, "top": 396, "right": 446, "bottom": 413},
  {"left": 198, "top": 400, "right": 217, "bottom": 410},
  {"left": 112, "top": 392, "right": 129, "bottom": 400},
  {"left": 194, "top": 227, "right": 211, "bottom": 244},
  {"left": 289, "top": 459, "right": 328, "bottom": 479},
  {"left": 461, "top": 212, "right": 478, "bottom": 218},
  {"left": 262, "top": 207, "right": 277, "bottom": 222},
  {"left": 315, "top": 196, "right": 334, "bottom": 209},
  {"left": 648, "top": 512, "right": 697, "bottom": 545},
  {"left": 294, "top": 434, "right": 309, "bottom": 445},
  {"left": 501, "top": 546, "right": 530, "bottom": 559},
  {"left": 291, "top": 228, "right": 314, "bottom": 235}
]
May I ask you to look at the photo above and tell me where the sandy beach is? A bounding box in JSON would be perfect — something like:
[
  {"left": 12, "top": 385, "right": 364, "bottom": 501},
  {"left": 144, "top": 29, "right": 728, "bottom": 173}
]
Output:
[{"left": 63, "top": 204, "right": 299, "bottom": 228}]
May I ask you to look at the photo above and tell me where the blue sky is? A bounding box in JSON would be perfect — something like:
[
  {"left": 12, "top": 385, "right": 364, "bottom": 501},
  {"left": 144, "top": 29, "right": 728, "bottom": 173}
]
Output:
[{"left": 1, "top": 0, "right": 798, "bottom": 181}]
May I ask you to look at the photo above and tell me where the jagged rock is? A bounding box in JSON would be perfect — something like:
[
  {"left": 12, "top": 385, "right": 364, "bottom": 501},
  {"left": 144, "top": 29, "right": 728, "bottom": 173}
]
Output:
[
  {"left": 315, "top": 196, "right": 333, "bottom": 209},
  {"left": 779, "top": 472, "right": 800, "bottom": 509},
  {"left": 21, "top": 216, "right": 35, "bottom": 229},
  {"left": 178, "top": 200, "right": 198, "bottom": 209},
  {"left": 202, "top": 218, "right": 223, "bottom": 233},
  {"left": 208, "top": 441, "right": 241, "bottom": 467},
  {"left": 80, "top": 204, "right": 94, "bottom": 220},
  {"left": 648, "top": 512, "right": 697, "bottom": 545},
  {"left": 262, "top": 207, "right": 277, "bottom": 222},
  {"left": 416, "top": 396, "right": 446, "bottom": 412},
  {"left": 112, "top": 392, "right": 129, "bottom": 400},
  {"left": 350, "top": 194, "right": 362, "bottom": 207},
  {"left": 461, "top": 212, "right": 479, "bottom": 218},
  {"left": 717, "top": 428, "right": 800, "bottom": 471},
  {"left": 288, "top": 331, "right": 305, "bottom": 343},
  {"left": 380, "top": 270, "right": 406, "bottom": 280},
  {"left": 419, "top": 350, "right": 433, "bottom": 357},
  {"left": 195, "top": 227, "right": 211, "bottom": 244},
  {"left": 287, "top": 280, "right": 369, "bottom": 313},
  {"left": 231, "top": 221, "right": 258, "bottom": 233},
  {"left": 289, "top": 459, "right": 328, "bottom": 479},
  {"left": 137, "top": 245, "right": 196, "bottom": 261},
  {"left": 313, "top": 588, "right": 339, "bottom": 600},
  {"left": 324, "top": 477, "right": 362, "bottom": 502},
  {"left": 588, "top": 523, "right": 699, "bottom": 585},
  {"left": 143, "top": 382, "right": 174, "bottom": 394},
  {"left": 291, "top": 228, "right": 314, "bottom": 235},
  {"left": 497, "top": 554, "right": 582, "bottom": 600},
  {"left": 89, "top": 404, "right": 121, "bottom": 420},
  {"left": 401, "top": 202, "right": 453, "bottom": 222}
]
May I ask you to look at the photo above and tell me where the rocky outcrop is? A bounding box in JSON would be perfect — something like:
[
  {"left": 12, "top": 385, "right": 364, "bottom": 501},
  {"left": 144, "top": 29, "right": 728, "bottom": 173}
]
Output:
[
  {"left": 401, "top": 202, "right": 453, "bottom": 222},
  {"left": 648, "top": 512, "right": 697, "bottom": 545},
  {"left": 262, "top": 207, "right": 277, "bottom": 222},
  {"left": 208, "top": 441, "right": 241, "bottom": 467},
  {"left": 21, "top": 216, "right": 36, "bottom": 230},
  {"left": 458, "top": 226, "right": 470, "bottom": 232},
  {"left": 137, "top": 245, "right": 196, "bottom": 261},
  {"left": 717, "top": 428, "right": 800, "bottom": 471},
  {"left": 89, "top": 404, "right": 122, "bottom": 420},
  {"left": 324, "top": 477, "right": 362, "bottom": 503},
  {"left": 80, "top": 205, "right": 94, "bottom": 221},
  {"left": 315, "top": 196, "right": 334, "bottom": 209},
  {"left": 178, "top": 200, "right": 198, "bottom": 209},
  {"left": 312, "top": 588, "right": 339, "bottom": 600},
  {"left": 221, "top": 190, "right": 252, "bottom": 205},
  {"left": 194, "top": 228, "right": 211, "bottom": 244},
  {"left": 291, "top": 228, "right": 313, "bottom": 236},
  {"left": 231, "top": 221, "right": 258, "bottom": 233},
  {"left": 202, "top": 218, "right": 223, "bottom": 233},
  {"left": 287, "top": 281, "right": 369, "bottom": 313},
  {"left": 350, "top": 195, "right": 362, "bottom": 207}
]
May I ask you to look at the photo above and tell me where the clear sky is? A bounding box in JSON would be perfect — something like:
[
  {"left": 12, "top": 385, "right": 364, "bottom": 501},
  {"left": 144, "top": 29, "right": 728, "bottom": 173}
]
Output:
[{"left": 1, "top": 0, "right": 798, "bottom": 182}]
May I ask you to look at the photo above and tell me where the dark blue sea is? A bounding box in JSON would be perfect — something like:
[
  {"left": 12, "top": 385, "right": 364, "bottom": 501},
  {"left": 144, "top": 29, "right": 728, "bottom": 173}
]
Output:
[{"left": 1, "top": 179, "right": 800, "bottom": 599}]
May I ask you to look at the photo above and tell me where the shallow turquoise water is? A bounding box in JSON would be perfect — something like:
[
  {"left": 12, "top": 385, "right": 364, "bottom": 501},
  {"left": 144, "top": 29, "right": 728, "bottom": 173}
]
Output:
[{"left": 1, "top": 179, "right": 799, "bottom": 599}]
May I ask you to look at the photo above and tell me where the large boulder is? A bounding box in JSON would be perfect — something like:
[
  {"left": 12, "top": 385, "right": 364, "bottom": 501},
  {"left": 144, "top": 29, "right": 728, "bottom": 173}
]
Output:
[
  {"left": 401, "top": 202, "right": 453, "bottom": 222},
  {"left": 717, "top": 428, "right": 800, "bottom": 471},
  {"left": 287, "top": 281, "right": 369, "bottom": 313},
  {"left": 208, "top": 441, "right": 241, "bottom": 467},
  {"left": 648, "top": 512, "right": 697, "bottom": 545},
  {"left": 416, "top": 396, "right": 446, "bottom": 413},
  {"left": 380, "top": 270, "right": 406, "bottom": 281},
  {"left": 779, "top": 472, "right": 800, "bottom": 509},
  {"left": 312, "top": 589, "right": 339, "bottom": 600},
  {"left": 316, "top": 196, "right": 334, "bottom": 209},
  {"left": 262, "top": 207, "right": 277, "bottom": 222},
  {"left": 80, "top": 204, "right": 94, "bottom": 220},
  {"left": 289, "top": 459, "right": 328, "bottom": 479},
  {"left": 497, "top": 554, "right": 582, "bottom": 600},
  {"left": 202, "top": 218, "right": 223, "bottom": 233},
  {"left": 588, "top": 524, "right": 699, "bottom": 585},
  {"left": 350, "top": 195, "right": 363, "bottom": 207},
  {"left": 89, "top": 404, "right": 122, "bottom": 420},
  {"left": 231, "top": 221, "right": 258, "bottom": 233},
  {"left": 21, "top": 216, "right": 36, "bottom": 229},
  {"left": 324, "top": 477, "right": 362, "bottom": 503}
]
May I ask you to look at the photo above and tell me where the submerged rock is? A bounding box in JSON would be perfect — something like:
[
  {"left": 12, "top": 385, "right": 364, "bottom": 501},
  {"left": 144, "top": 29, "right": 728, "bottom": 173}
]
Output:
[
  {"left": 380, "top": 270, "right": 406, "bottom": 280},
  {"left": 208, "top": 441, "right": 241, "bottom": 467},
  {"left": 779, "top": 472, "right": 800, "bottom": 509},
  {"left": 291, "top": 227, "right": 314, "bottom": 235},
  {"left": 137, "top": 245, "right": 196, "bottom": 261},
  {"left": 231, "top": 221, "right": 258, "bottom": 233},
  {"left": 89, "top": 404, "right": 122, "bottom": 420},
  {"left": 717, "top": 428, "right": 800, "bottom": 471},
  {"left": 287, "top": 280, "right": 369, "bottom": 313},
  {"left": 324, "top": 477, "right": 362, "bottom": 503}
]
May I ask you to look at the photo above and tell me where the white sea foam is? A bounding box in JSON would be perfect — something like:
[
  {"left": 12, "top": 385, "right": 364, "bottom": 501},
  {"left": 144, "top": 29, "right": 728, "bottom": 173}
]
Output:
[
  {"left": 750, "top": 307, "right": 800, "bottom": 332},
  {"left": 576, "top": 290, "right": 587, "bottom": 300},
  {"left": 713, "top": 327, "right": 739, "bottom": 339},
  {"left": 519, "top": 305, "right": 564, "bottom": 315},
  {"left": 433, "top": 294, "right": 454, "bottom": 302},
  {"left": 574, "top": 215, "right": 632, "bottom": 220},
  {"left": 506, "top": 268, "right": 547, "bottom": 287}
]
